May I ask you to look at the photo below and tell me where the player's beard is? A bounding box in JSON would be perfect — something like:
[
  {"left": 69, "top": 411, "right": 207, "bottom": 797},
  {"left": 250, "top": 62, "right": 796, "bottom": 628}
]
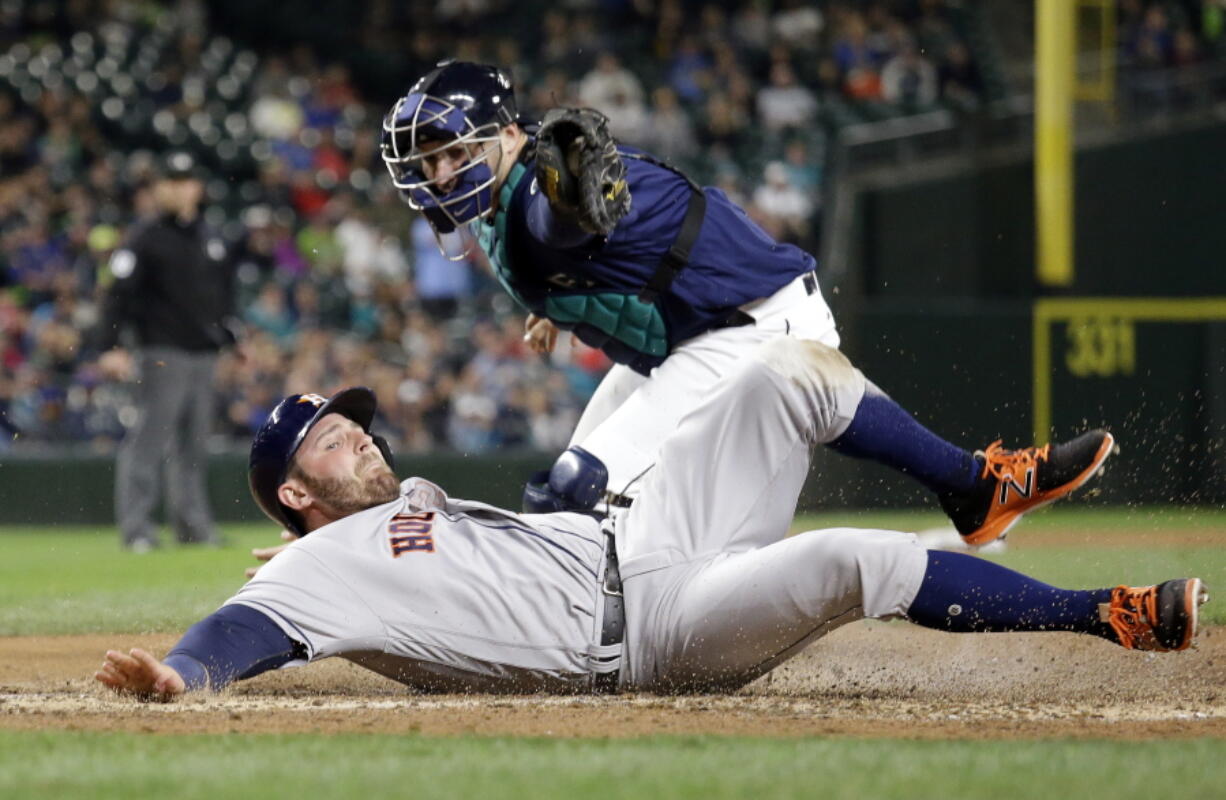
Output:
[{"left": 299, "top": 457, "right": 401, "bottom": 516}]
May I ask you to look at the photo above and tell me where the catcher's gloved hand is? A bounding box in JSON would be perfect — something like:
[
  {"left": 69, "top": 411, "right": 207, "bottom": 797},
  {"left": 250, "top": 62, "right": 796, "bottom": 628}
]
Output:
[{"left": 535, "top": 107, "right": 631, "bottom": 236}]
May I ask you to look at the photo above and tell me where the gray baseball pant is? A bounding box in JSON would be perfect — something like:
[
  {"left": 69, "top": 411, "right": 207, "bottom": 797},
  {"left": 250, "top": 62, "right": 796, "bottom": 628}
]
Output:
[
  {"left": 617, "top": 337, "right": 928, "bottom": 692},
  {"left": 115, "top": 346, "right": 219, "bottom": 547}
]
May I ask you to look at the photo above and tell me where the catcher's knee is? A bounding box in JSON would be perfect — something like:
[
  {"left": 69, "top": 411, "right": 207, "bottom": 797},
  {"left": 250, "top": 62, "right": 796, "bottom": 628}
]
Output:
[
  {"left": 755, "top": 335, "right": 847, "bottom": 376},
  {"left": 522, "top": 446, "right": 609, "bottom": 514},
  {"left": 754, "top": 337, "right": 866, "bottom": 439},
  {"left": 757, "top": 337, "right": 863, "bottom": 393}
]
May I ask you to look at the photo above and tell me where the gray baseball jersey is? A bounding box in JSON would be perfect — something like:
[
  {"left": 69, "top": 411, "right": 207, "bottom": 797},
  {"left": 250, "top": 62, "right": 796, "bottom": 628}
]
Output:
[{"left": 227, "top": 478, "right": 620, "bottom": 693}]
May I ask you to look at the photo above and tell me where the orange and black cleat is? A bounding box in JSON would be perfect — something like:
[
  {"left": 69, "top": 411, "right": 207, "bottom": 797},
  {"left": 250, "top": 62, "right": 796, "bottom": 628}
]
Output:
[
  {"left": 939, "top": 430, "right": 1116, "bottom": 546},
  {"left": 1101, "top": 578, "right": 1208, "bottom": 651}
]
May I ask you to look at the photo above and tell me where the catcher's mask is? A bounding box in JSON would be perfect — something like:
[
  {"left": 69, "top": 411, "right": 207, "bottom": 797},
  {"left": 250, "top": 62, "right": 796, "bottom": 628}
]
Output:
[
  {"left": 381, "top": 61, "right": 518, "bottom": 241},
  {"left": 248, "top": 387, "right": 396, "bottom": 537}
]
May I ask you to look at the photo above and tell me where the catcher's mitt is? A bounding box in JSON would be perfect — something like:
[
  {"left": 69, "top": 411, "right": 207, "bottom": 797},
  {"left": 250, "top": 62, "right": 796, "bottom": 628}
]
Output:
[{"left": 535, "top": 107, "right": 631, "bottom": 235}]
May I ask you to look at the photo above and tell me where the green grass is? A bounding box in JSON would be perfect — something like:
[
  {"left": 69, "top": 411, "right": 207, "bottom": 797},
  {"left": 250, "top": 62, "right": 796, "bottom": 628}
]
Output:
[
  {"left": 0, "top": 524, "right": 276, "bottom": 635},
  {"left": 1, "top": 507, "right": 1224, "bottom": 635},
  {"left": 1, "top": 731, "right": 1224, "bottom": 799},
  {"left": 3, "top": 513, "right": 1224, "bottom": 794}
]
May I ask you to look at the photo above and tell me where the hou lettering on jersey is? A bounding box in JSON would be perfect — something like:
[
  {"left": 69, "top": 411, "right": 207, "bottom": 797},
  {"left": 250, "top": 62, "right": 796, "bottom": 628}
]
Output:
[{"left": 388, "top": 511, "right": 436, "bottom": 556}]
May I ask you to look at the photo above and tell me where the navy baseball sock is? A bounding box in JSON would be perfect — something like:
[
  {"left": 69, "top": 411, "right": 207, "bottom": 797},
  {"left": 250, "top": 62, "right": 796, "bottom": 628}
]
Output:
[
  {"left": 828, "top": 389, "right": 979, "bottom": 493},
  {"left": 907, "top": 550, "right": 1115, "bottom": 638}
]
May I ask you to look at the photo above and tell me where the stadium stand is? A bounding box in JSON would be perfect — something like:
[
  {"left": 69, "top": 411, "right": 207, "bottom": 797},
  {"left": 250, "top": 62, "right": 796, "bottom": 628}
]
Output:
[{"left": 0, "top": 0, "right": 1218, "bottom": 454}]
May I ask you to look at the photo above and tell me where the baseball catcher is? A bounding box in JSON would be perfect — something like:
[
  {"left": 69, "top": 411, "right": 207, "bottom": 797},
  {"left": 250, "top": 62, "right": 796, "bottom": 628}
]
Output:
[{"left": 377, "top": 60, "right": 1116, "bottom": 551}]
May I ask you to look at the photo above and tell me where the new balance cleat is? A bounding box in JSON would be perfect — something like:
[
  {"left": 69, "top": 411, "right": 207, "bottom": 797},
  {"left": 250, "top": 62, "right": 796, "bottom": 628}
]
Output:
[
  {"left": 939, "top": 430, "right": 1116, "bottom": 546},
  {"left": 1100, "top": 578, "right": 1208, "bottom": 651}
]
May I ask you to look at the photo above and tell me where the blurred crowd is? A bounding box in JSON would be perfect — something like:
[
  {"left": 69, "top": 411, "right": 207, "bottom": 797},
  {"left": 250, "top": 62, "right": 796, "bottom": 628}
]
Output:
[
  {"left": 1118, "top": 0, "right": 1226, "bottom": 112},
  {"left": 0, "top": 0, "right": 1218, "bottom": 454}
]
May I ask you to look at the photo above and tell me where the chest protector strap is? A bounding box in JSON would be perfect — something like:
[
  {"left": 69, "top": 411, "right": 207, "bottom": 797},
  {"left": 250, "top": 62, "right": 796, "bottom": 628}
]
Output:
[
  {"left": 474, "top": 162, "right": 531, "bottom": 309},
  {"left": 627, "top": 153, "right": 707, "bottom": 304}
]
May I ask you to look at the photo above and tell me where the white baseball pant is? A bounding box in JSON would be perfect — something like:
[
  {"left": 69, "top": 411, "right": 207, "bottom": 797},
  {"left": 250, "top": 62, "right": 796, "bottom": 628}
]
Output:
[{"left": 572, "top": 271, "right": 841, "bottom": 500}]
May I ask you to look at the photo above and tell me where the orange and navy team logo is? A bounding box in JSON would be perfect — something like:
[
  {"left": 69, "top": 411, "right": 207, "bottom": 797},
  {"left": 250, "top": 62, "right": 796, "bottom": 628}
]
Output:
[
  {"left": 388, "top": 512, "right": 435, "bottom": 556},
  {"left": 297, "top": 393, "right": 327, "bottom": 407}
]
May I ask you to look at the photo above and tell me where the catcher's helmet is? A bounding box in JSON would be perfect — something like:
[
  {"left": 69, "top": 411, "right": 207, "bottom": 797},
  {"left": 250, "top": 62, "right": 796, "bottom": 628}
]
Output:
[
  {"left": 248, "top": 387, "right": 395, "bottom": 536},
  {"left": 381, "top": 60, "right": 518, "bottom": 234}
]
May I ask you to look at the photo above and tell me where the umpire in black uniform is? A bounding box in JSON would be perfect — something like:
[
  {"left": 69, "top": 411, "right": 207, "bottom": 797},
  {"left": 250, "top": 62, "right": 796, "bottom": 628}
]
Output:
[{"left": 95, "top": 152, "right": 238, "bottom": 551}]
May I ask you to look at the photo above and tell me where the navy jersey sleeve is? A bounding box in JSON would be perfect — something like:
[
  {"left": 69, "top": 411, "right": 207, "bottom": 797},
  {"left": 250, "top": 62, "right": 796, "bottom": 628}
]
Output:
[
  {"left": 524, "top": 186, "right": 596, "bottom": 250},
  {"left": 163, "top": 604, "right": 305, "bottom": 692}
]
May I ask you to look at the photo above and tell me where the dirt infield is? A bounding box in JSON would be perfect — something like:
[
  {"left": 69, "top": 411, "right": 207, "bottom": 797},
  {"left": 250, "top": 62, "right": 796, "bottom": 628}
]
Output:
[{"left": 2, "top": 622, "right": 1223, "bottom": 739}]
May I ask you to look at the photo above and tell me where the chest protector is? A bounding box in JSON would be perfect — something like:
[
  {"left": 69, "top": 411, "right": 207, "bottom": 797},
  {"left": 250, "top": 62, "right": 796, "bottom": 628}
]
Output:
[{"left": 473, "top": 162, "right": 675, "bottom": 361}]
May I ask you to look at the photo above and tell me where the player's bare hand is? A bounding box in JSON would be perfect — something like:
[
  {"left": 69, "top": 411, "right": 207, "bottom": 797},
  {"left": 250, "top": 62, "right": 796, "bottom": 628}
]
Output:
[
  {"left": 97, "top": 348, "right": 134, "bottom": 381},
  {"left": 245, "top": 529, "right": 298, "bottom": 579},
  {"left": 524, "top": 314, "right": 559, "bottom": 354},
  {"left": 95, "top": 648, "right": 185, "bottom": 701}
]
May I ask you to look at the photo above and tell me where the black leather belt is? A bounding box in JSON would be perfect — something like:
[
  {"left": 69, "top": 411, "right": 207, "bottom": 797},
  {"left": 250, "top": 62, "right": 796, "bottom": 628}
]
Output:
[
  {"left": 715, "top": 269, "right": 817, "bottom": 332},
  {"left": 593, "top": 530, "right": 624, "bottom": 693}
]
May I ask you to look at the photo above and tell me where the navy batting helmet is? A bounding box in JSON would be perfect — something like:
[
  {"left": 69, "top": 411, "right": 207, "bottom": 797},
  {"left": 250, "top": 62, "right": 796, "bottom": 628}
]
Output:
[
  {"left": 248, "top": 387, "right": 395, "bottom": 536},
  {"left": 381, "top": 60, "right": 519, "bottom": 234}
]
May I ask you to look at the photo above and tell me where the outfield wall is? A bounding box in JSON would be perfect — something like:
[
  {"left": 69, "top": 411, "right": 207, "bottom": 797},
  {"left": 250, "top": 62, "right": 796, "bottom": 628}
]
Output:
[
  {"left": 834, "top": 305, "right": 1226, "bottom": 511},
  {"left": 0, "top": 452, "right": 550, "bottom": 526},
  {"left": 852, "top": 119, "right": 1226, "bottom": 299},
  {"left": 826, "top": 115, "right": 1226, "bottom": 513}
]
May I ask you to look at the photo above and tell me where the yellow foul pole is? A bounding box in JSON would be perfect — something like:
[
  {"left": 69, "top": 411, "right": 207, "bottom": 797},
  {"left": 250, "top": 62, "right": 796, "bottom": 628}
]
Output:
[{"left": 1035, "top": 0, "right": 1075, "bottom": 287}]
